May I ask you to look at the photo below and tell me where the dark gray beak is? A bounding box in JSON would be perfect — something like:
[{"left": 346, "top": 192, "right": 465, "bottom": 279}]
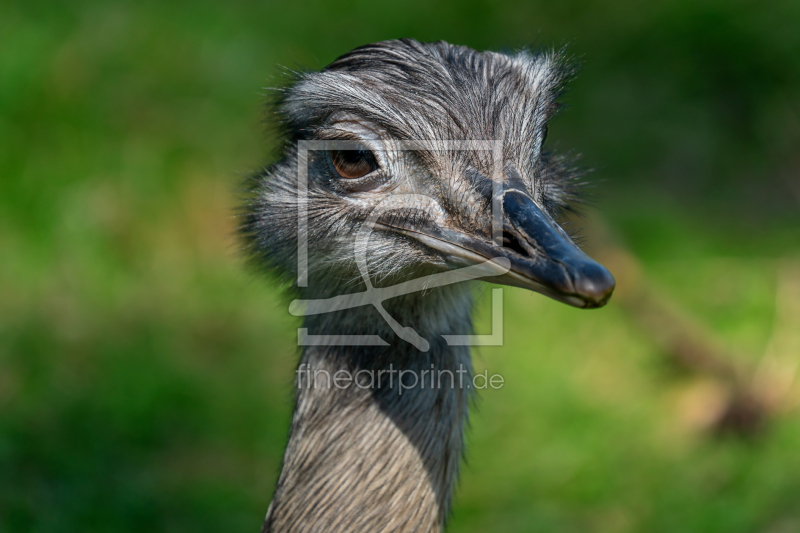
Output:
[
  {"left": 498, "top": 189, "right": 615, "bottom": 308},
  {"left": 380, "top": 186, "right": 615, "bottom": 309}
]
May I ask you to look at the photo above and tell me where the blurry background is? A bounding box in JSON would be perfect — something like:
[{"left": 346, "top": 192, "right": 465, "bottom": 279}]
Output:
[{"left": 2, "top": 1, "right": 800, "bottom": 532}]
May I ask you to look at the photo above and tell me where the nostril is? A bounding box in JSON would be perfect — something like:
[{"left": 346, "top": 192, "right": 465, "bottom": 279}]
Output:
[{"left": 501, "top": 228, "right": 533, "bottom": 258}]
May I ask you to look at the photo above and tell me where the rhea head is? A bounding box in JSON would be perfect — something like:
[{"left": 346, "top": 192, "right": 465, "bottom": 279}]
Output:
[{"left": 244, "top": 39, "right": 615, "bottom": 318}]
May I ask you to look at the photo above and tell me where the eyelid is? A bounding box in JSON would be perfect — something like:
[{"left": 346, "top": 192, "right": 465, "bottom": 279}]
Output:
[{"left": 318, "top": 123, "right": 391, "bottom": 170}]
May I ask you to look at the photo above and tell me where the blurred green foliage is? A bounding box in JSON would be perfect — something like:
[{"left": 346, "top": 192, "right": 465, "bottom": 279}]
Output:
[{"left": 1, "top": 1, "right": 799, "bottom": 532}]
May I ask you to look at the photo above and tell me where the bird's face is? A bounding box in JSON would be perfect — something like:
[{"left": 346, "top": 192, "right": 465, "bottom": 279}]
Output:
[{"left": 247, "top": 40, "right": 614, "bottom": 309}]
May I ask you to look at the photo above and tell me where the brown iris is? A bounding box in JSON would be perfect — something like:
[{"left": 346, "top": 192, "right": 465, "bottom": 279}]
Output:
[{"left": 330, "top": 148, "right": 378, "bottom": 179}]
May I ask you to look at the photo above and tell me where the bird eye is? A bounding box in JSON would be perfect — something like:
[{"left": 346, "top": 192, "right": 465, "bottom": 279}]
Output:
[{"left": 329, "top": 148, "right": 378, "bottom": 180}]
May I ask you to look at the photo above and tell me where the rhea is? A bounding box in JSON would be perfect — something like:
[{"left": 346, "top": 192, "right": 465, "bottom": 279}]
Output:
[{"left": 242, "top": 39, "right": 615, "bottom": 533}]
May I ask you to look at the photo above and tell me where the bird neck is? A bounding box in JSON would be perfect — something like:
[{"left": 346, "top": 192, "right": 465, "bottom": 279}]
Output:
[{"left": 264, "top": 287, "right": 474, "bottom": 533}]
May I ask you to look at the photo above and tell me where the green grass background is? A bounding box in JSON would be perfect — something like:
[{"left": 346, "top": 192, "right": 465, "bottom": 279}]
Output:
[{"left": 2, "top": 1, "right": 800, "bottom": 531}]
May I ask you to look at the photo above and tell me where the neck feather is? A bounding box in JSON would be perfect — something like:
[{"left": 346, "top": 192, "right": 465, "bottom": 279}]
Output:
[{"left": 263, "top": 286, "right": 474, "bottom": 533}]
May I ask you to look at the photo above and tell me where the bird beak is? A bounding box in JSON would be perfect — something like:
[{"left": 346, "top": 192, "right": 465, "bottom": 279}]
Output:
[
  {"left": 492, "top": 189, "right": 615, "bottom": 308},
  {"left": 381, "top": 188, "right": 615, "bottom": 309}
]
